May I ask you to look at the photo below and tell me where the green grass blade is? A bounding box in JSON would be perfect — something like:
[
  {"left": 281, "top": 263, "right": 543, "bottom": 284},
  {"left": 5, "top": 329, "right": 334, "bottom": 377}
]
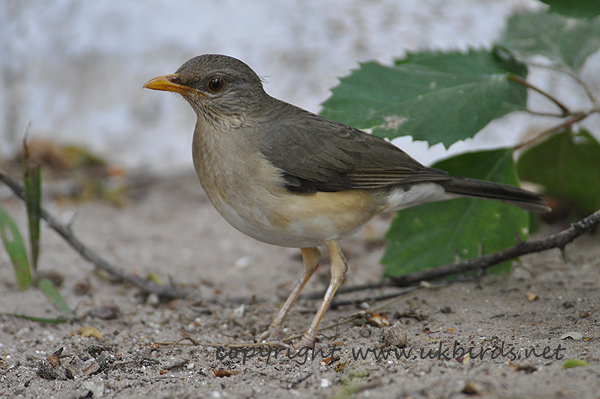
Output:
[
  {"left": 0, "top": 312, "right": 71, "bottom": 323},
  {"left": 38, "top": 278, "right": 75, "bottom": 315},
  {"left": 24, "top": 165, "right": 42, "bottom": 271},
  {"left": 0, "top": 203, "right": 32, "bottom": 289},
  {"left": 561, "top": 359, "right": 590, "bottom": 369}
]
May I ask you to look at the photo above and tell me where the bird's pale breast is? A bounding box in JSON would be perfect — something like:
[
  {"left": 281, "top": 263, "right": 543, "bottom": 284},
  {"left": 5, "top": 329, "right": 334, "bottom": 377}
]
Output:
[{"left": 191, "top": 120, "right": 385, "bottom": 247}]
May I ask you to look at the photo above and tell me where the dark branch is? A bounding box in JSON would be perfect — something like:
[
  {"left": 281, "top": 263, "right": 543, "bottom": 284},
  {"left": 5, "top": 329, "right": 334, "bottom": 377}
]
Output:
[
  {"left": 389, "top": 209, "right": 600, "bottom": 287},
  {"left": 0, "top": 169, "right": 191, "bottom": 299}
]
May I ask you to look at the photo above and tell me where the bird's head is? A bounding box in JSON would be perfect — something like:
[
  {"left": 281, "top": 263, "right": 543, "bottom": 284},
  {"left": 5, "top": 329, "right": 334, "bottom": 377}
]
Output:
[{"left": 144, "top": 54, "right": 267, "bottom": 121}]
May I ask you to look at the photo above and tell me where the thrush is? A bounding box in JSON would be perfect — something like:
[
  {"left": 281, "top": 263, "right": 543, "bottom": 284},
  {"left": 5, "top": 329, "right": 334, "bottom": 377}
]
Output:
[{"left": 144, "top": 54, "right": 548, "bottom": 349}]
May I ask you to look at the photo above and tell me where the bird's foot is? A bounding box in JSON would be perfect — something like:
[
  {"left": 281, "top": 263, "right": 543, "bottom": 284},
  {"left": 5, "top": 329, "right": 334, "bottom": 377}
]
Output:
[
  {"left": 292, "top": 333, "right": 316, "bottom": 350},
  {"left": 258, "top": 325, "right": 286, "bottom": 343}
]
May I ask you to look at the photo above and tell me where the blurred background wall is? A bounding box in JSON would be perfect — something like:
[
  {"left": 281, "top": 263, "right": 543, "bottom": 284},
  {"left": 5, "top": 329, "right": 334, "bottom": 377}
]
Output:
[{"left": 1, "top": 0, "right": 560, "bottom": 174}]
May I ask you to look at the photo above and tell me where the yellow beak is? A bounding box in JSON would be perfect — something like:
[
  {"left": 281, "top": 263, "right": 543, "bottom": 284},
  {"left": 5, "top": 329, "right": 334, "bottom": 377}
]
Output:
[{"left": 143, "top": 74, "right": 202, "bottom": 97}]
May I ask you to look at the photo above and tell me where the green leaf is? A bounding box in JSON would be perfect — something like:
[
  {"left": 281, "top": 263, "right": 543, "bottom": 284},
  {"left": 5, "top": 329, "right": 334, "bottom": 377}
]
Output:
[
  {"left": 561, "top": 359, "right": 590, "bottom": 369},
  {"left": 540, "top": 0, "right": 600, "bottom": 19},
  {"left": 24, "top": 165, "right": 42, "bottom": 271},
  {"left": 320, "top": 49, "right": 527, "bottom": 148},
  {"left": 38, "top": 278, "right": 75, "bottom": 315},
  {"left": 397, "top": 47, "right": 528, "bottom": 78},
  {"left": 0, "top": 203, "right": 32, "bottom": 289},
  {"left": 499, "top": 11, "right": 600, "bottom": 72},
  {"left": 517, "top": 129, "right": 600, "bottom": 215},
  {"left": 382, "top": 149, "right": 530, "bottom": 277}
]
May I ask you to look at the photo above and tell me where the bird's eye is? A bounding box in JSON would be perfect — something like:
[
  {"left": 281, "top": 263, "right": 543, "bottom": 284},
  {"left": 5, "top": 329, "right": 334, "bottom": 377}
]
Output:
[{"left": 208, "top": 77, "right": 224, "bottom": 92}]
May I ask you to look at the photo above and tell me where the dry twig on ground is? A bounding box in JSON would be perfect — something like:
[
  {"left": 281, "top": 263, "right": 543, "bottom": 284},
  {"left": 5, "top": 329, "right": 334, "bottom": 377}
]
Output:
[{"left": 0, "top": 169, "right": 190, "bottom": 299}]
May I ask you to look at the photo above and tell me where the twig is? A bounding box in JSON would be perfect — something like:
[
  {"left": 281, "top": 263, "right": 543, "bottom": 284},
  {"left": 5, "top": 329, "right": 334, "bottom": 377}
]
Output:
[
  {"left": 155, "top": 288, "right": 420, "bottom": 348},
  {"left": 571, "top": 73, "right": 599, "bottom": 109},
  {"left": 304, "top": 281, "right": 388, "bottom": 299},
  {"left": 329, "top": 286, "right": 418, "bottom": 308},
  {"left": 282, "top": 289, "right": 416, "bottom": 343},
  {"left": 510, "top": 75, "right": 571, "bottom": 116},
  {"left": 389, "top": 208, "right": 600, "bottom": 287},
  {"left": 524, "top": 110, "right": 568, "bottom": 118},
  {"left": 525, "top": 61, "right": 599, "bottom": 108},
  {"left": 0, "top": 169, "right": 191, "bottom": 299},
  {"left": 513, "top": 112, "right": 589, "bottom": 151}
]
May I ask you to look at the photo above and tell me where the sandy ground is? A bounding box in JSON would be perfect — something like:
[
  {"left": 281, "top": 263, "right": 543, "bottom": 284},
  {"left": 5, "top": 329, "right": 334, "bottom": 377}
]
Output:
[{"left": 0, "top": 172, "right": 598, "bottom": 399}]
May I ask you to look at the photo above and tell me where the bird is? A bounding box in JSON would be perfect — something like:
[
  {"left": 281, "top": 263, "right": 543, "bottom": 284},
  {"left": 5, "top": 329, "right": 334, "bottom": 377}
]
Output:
[{"left": 144, "top": 54, "right": 549, "bottom": 349}]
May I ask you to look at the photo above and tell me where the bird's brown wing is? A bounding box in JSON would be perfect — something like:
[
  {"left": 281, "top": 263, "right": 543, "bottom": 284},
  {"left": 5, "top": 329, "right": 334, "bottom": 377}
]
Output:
[{"left": 258, "top": 107, "right": 452, "bottom": 193}]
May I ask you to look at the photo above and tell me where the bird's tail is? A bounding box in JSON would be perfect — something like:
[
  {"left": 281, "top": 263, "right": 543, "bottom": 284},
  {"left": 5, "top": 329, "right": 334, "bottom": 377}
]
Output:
[{"left": 439, "top": 177, "right": 550, "bottom": 213}]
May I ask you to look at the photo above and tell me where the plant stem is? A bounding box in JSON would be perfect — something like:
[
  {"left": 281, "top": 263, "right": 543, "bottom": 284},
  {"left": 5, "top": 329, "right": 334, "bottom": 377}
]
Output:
[
  {"left": 513, "top": 112, "right": 589, "bottom": 151},
  {"left": 527, "top": 61, "right": 599, "bottom": 109},
  {"left": 510, "top": 75, "right": 571, "bottom": 116}
]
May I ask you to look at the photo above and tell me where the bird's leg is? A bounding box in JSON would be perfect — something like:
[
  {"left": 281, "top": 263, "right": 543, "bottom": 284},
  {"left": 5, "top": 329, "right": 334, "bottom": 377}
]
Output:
[
  {"left": 259, "top": 246, "right": 321, "bottom": 341},
  {"left": 294, "top": 239, "right": 347, "bottom": 350}
]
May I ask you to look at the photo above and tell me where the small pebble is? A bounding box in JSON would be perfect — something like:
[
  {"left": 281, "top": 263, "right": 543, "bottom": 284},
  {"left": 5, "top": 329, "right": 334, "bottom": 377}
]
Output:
[{"left": 382, "top": 325, "right": 408, "bottom": 347}]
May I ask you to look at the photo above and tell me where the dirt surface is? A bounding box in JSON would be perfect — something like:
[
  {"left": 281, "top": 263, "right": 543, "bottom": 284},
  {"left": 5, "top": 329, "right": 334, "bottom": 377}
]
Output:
[{"left": 0, "top": 172, "right": 598, "bottom": 399}]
